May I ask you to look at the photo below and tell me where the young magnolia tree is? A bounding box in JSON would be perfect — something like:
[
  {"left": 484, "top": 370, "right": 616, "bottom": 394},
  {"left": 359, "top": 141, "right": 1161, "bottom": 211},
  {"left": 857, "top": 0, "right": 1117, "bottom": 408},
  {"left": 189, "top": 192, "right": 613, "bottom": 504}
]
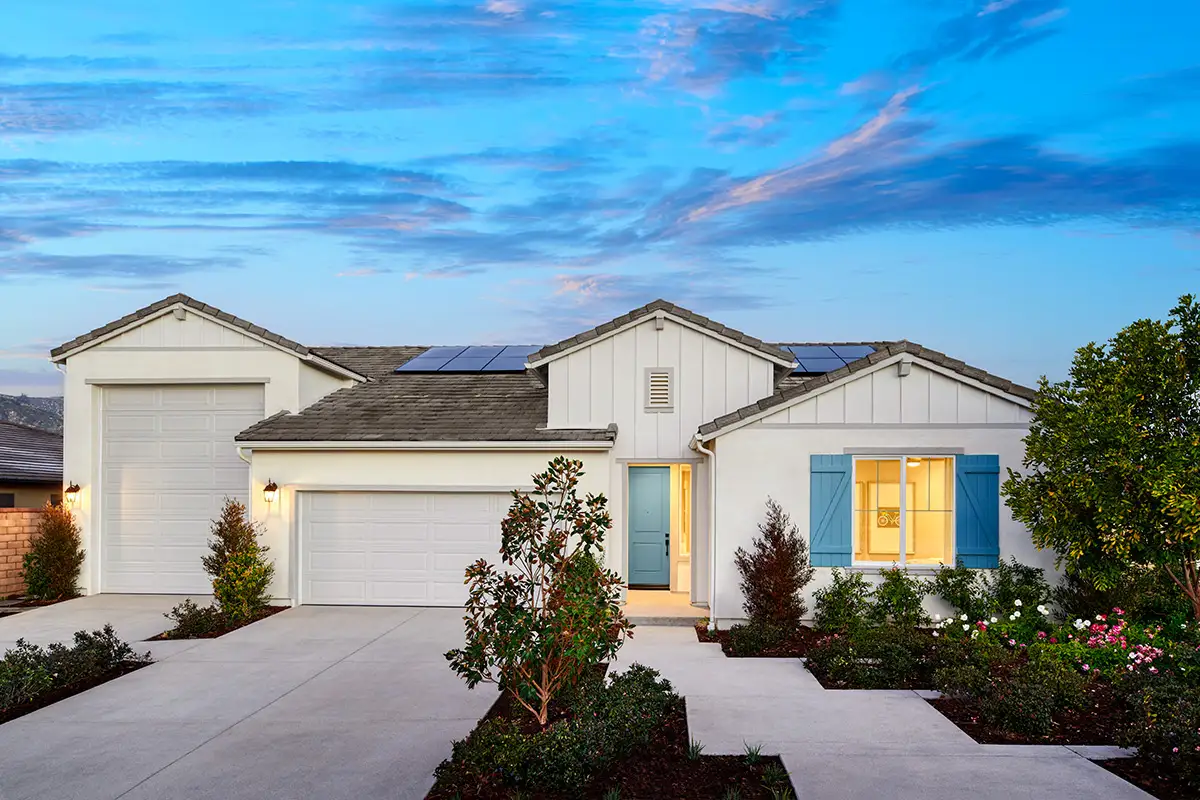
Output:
[
  {"left": 445, "top": 457, "right": 632, "bottom": 726},
  {"left": 1003, "top": 295, "right": 1200, "bottom": 619}
]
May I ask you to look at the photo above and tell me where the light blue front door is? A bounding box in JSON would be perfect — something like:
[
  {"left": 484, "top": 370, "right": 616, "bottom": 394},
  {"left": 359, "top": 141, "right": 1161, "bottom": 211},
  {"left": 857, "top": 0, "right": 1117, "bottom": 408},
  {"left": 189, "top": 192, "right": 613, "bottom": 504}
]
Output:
[{"left": 628, "top": 466, "right": 671, "bottom": 587}]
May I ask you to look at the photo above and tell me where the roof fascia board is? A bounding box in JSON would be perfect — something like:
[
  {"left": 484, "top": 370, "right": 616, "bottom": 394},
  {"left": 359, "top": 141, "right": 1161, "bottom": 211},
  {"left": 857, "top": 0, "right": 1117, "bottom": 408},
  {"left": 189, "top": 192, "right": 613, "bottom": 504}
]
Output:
[
  {"left": 236, "top": 440, "right": 615, "bottom": 451},
  {"left": 527, "top": 312, "right": 796, "bottom": 369},
  {"left": 699, "top": 352, "right": 1032, "bottom": 442},
  {"left": 52, "top": 302, "right": 365, "bottom": 382}
]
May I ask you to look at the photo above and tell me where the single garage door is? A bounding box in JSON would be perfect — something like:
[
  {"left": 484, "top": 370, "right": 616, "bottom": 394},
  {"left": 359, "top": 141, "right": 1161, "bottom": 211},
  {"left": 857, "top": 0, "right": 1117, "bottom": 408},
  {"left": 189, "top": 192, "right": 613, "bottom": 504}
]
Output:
[
  {"left": 101, "top": 384, "right": 265, "bottom": 593},
  {"left": 300, "top": 491, "right": 508, "bottom": 605}
]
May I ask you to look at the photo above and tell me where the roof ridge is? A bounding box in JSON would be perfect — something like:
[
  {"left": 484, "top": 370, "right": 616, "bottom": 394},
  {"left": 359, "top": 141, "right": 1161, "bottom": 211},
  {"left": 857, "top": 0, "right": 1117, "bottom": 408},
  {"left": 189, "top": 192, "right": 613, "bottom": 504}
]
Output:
[{"left": 0, "top": 420, "right": 62, "bottom": 437}]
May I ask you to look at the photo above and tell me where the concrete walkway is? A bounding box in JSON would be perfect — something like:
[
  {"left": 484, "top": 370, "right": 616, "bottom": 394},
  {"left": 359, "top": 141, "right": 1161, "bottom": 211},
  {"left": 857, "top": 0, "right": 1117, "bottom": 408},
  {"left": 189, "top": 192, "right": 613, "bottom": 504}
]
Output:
[
  {"left": 615, "top": 626, "right": 1153, "bottom": 800},
  {"left": 0, "top": 594, "right": 202, "bottom": 653},
  {"left": 0, "top": 606, "right": 495, "bottom": 800}
]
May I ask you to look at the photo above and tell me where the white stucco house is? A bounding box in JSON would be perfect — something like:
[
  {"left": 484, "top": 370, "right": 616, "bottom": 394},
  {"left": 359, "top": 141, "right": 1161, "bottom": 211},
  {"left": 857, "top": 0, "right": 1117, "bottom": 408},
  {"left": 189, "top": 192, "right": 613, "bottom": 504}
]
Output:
[{"left": 51, "top": 294, "right": 1051, "bottom": 624}]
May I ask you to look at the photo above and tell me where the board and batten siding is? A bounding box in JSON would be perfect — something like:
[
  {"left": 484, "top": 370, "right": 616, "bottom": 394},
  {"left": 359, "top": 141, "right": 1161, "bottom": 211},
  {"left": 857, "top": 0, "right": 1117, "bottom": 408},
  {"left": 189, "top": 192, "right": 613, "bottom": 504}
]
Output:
[
  {"left": 546, "top": 317, "right": 776, "bottom": 460},
  {"left": 96, "top": 311, "right": 268, "bottom": 350},
  {"left": 759, "top": 362, "right": 1034, "bottom": 426}
]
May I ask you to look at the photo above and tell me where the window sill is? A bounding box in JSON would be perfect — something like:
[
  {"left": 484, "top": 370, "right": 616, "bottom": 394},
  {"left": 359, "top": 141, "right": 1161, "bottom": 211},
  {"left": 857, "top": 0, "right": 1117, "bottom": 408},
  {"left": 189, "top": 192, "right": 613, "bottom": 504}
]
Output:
[{"left": 845, "top": 564, "right": 944, "bottom": 575}]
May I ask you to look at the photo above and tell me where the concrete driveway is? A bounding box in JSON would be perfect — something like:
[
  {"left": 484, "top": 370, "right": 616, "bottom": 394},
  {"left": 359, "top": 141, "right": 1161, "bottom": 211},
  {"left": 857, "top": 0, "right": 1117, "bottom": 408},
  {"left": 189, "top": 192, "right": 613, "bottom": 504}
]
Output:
[
  {"left": 0, "top": 594, "right": 201, "bottom": 652},
  {"left": 0, "top": 605, "right": 495, "bottom": 800}
]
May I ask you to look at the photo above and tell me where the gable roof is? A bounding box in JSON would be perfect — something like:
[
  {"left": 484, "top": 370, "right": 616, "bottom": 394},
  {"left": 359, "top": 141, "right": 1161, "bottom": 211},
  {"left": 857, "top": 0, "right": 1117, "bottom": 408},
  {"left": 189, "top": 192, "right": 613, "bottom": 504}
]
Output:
[
  {"left": 527, "top": 299, "right": 795, "bottom": 367},
  {"left": 235, "top": 372, "right": 615, "bottom": 444},
  {"left": 0, "top": 421, "right": 62, "bottom": 484},
  {"left": 311, "top": 347, "right": 429, "bottom": 380},
  {"left": 50, "top": 294, "right": 366, "bottom": 380},
  {"left": 696, "top": 341, "right": 1037, "bottom": 440}
]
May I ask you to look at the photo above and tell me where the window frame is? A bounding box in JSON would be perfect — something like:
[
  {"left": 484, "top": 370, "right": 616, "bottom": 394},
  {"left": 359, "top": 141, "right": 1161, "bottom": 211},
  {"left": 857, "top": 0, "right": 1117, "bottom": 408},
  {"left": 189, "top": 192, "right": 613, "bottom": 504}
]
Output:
[{"left": 850, "top": 454, "right": 956, "bottom": 568}]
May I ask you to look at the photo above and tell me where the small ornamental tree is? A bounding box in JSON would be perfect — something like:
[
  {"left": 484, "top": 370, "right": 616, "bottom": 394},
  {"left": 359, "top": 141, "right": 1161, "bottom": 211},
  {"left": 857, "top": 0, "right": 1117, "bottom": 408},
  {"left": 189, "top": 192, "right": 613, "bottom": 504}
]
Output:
[
  {"left": 733, "top": 498, "right": 815, "bottom": 630},
  {"left": 201, "top": 498, "right": 262, "bottom": 580},
  {"left": 445, "top": 457, "right": 632, "bottom": 727},
  {"left": 1003, "top": 295, "right": 1200, "bottom": 619},
  {"left": 21, "top": 502, "right": 85, "bottom": 601}
]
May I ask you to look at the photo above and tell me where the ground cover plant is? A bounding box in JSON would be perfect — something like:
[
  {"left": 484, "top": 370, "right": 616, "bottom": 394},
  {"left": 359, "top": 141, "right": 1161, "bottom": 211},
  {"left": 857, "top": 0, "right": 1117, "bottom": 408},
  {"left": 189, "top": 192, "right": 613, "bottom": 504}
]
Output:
[
  {"left": 20, "top": 502, "right": 85, "bottom": 602},
  {"left": 156, "top": 498, "right": 285, "bottom": 640},
  {"left": 0, "top": 625, "right": 151, "bottom": 724}
]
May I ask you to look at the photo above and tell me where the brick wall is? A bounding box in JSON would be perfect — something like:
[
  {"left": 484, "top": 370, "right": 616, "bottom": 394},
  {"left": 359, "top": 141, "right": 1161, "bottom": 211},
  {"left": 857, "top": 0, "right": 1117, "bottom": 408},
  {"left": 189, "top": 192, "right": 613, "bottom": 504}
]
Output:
[{"left": 0, "top": 508, "right": 41, "bottom": 597}]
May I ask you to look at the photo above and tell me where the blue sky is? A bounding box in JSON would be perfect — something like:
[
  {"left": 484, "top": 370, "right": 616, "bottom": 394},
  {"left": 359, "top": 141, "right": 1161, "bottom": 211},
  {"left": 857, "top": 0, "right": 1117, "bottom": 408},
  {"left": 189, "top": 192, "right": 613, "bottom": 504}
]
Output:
[{"left": 1, "top": 0, "right": 1197, "bottom": 395}]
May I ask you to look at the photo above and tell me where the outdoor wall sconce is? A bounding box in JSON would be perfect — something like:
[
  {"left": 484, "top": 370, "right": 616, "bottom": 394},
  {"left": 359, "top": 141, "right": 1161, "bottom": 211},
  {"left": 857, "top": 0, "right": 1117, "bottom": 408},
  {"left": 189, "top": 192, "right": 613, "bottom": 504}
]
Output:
[
  {"left": 263, "top": 480, "right": 279, "bottom": 504},
  {"left": 64, "top": 482, "right": 81, "bottom": 506}
]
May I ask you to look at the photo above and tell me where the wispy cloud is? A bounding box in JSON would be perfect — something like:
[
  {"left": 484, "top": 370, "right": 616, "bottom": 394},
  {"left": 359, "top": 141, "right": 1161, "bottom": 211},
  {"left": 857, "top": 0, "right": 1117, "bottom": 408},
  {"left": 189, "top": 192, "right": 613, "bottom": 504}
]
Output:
[
  {"left": 0, "top": 252, "right": 242, "bottom": 281},
  {"left": 896, "top": 0, "right": 1067, "bottom": 71}
]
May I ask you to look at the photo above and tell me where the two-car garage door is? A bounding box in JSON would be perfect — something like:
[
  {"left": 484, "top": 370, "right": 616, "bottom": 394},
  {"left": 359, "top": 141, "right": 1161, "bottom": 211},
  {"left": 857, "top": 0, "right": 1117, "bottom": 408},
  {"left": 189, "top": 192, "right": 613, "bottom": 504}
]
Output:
[{"left": 300, "top": 491, "right": 507, "bottom": 606}]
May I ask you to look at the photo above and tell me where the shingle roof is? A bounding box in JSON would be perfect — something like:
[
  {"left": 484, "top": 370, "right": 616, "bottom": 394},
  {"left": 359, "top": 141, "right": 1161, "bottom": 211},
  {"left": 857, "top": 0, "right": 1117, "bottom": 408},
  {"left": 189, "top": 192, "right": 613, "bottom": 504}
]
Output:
[
  {"left": 235, "top": 372, "right": 616, "bottom": 443},
  {"left": 528, "top": 299, "right": 795, "bottom": 365},
  {"left": 0, "top": 422, "right": 62, "bottom": 484},
  {"left": 696, "top": 340, "right": 1037, "bottom": 439},
  {"left": 311, "top": 346, "right": 429, "bottom": 380},
  {"left": 50, "top": 294, "right": 364, "bottom": 379}
]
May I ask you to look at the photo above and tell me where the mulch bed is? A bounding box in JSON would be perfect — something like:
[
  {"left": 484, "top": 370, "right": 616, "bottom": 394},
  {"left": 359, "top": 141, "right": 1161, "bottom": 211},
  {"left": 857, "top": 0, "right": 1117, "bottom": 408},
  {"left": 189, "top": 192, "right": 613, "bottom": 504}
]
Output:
[
  {"left": 1099, "top": 758, "right": 1195, "bottom": 800},
  {"left": 427, "top": 666, "right": 798, "bottom": 799},
  {"left": 148, "top": 605, "right": 289, "bottom": 640},
  {"left": 0, "top": 596, "right": 72, "bottom": 611},
  {"left": 927, "top": 679, "right": 1127, "bottom": 745},
  {"left": 694, "top": 620, "right": 821, "bottom": 658},
  {"left": 0, "top": 661, "right": 150, "bottom": 725}
]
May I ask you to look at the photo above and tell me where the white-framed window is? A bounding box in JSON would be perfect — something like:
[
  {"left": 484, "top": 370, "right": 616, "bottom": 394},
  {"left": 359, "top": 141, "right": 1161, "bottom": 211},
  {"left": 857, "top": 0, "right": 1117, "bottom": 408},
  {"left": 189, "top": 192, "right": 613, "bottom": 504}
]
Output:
[
  {"left": 853, "top": 455, "right": 955, "bottom": 566},
  {"left": 644, "top": 367, "right": 674, "bottom": 411}
]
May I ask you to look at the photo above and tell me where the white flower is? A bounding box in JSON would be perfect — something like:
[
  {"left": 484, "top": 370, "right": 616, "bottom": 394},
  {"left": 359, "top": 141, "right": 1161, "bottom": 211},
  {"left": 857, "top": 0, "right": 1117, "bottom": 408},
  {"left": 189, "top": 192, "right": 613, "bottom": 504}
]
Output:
[
  {"left": 990, "top": 617, "right": 998, "bottom": 624},
  {"left": 1037, "top": 605, "right": 1048, "bottom": 615},
  {"left": 932, "top": 631, "right": 940, "bottom": 638},
  {"left": 1084, "top": 620, "right": 1091, "bottom": 627},
  {"left": 1014, "top": 599, "right": 1023, "bottom": 607},
  {"left": 971, "top": 630, "right": 980, "bottom": 639},
  {"left": 934, "top": 614, "right": 942, "bottom": 621},
  {"left": 961, "top": 614, "right": 968, "bottom": 621},
  {"left": 963, "top": 624, "right": 970, "bottom": 631},
  {"left": 1013, "top": 610, "right": 1021, "bottom": 618}
]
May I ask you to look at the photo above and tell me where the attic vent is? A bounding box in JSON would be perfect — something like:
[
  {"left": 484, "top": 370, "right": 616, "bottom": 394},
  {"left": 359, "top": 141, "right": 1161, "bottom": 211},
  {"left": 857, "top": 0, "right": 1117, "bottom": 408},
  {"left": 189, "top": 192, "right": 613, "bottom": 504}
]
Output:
[{"left": 645, "top": 368, "right": 674, "bottom": 412}]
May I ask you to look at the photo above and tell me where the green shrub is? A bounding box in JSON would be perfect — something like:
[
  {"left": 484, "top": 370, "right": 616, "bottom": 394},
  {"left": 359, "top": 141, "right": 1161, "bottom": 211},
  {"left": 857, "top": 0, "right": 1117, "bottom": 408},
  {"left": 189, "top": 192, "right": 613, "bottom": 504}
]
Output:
[
  {"left": 727, "top": 620, "right": 786, "bottom": 656},
  {"left": 869, "top": 566, "right": 931, "bottom": 627},
  {"left": 981, "top": 558, "right": 1050, "bottom": 615},
  {"left": 21, "top": 503, "right": 85, "bottom": 601},
  {"left": 932, "top": 561, "right": 987, "bottom": 621},
  {"left": 0, "top": 625, "right": 149, "bottom": 710},
  {"left": 212, "top": 544, "right": 274, "bottom": 623},
  {"left": 446, "top": 458, "right": 632, "bottom": 727},
  {"left": 978, "top": 657, "right": 1085, "bottom": 738},
  {"left": 1053, "top": 565, "right": 1191, "bottom": 625},
  {"left": 805, "top": 625, "right": 933, "bottom": 689},
  {"left": 1120, "top": 678, "right": 1200, "bottom": 790},
  {"left": 433, "top": 663, "right": 677, "bottom": 794},
  {"left": 161, "top": 599, "right": 228, "bottom": 639},
  {"left": 932, "top": 636, "right": 1012, "bottom": 700},
  {"left": 733, "top": 498, "right": 814, "bottom": 630},
  {"left": 812, "top": 569, "right": 873, "bottom": 632}
]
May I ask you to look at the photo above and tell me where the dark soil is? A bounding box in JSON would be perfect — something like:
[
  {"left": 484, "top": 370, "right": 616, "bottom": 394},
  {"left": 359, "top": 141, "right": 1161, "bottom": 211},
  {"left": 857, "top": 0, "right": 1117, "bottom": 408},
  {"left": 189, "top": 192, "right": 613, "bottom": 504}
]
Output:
[
  {"left": 0, "top": 661, "right": 150, "bottom": 725},
  {"left": 0, "top": 596, "right": 73, "bottom": 609},
  {"left": 694, "top": 620, "right": 821, "bottom": 658},
  {"left": 427, "top": 670, "right": 799, "bottom": 799},
  {"left": 148, "top": 605, "right": 289, "bottom": 640},
  {"left": 928, "top": 680, "right": 1127, "bottom": 745},
  {"left": 1099, "top": 757, "right": 1195, "bottom": 800}
]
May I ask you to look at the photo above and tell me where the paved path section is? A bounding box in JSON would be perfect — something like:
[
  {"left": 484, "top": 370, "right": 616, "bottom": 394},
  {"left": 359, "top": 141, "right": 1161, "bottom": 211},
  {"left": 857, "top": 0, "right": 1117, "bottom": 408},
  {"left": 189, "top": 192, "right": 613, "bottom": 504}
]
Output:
[
  {"left": 0, "top": 606, "right": 494, "bottom": 800},
  {"left": 0, "top": 594, "right": 202, "bottom": 653},
  {"left": 614, "top": 626, "right": 1152, "bottom": 800}
]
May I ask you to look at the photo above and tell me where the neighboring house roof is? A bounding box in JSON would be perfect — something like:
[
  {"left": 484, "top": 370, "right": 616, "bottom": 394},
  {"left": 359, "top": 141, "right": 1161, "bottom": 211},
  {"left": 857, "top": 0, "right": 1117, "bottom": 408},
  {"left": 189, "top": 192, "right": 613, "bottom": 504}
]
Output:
[
  {"left": 527, "top": 299, "right": 796, "bottom": 366},
  {"left": 0, "top": 421, "right": 63, "bottom": 484},
  {"left": 235, "top": 372, "right": 616, "bottom": 443},
  {"left": 696, "top": 340, "right": 1037, "bottom": 440},
  {"left": 50, "top": 294, "right": 366, "bottom": 381}
]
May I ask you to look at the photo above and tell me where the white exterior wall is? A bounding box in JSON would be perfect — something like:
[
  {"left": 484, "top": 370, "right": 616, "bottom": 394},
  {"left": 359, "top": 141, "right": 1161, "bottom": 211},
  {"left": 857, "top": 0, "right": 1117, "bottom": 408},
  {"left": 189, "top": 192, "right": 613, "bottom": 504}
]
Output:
[
  {"left": 60, "top": 309, "right": 357, "bottom": 594},
  {"left": 246, "top": 448, "right": 613, "bottom": 601},
  {"left": 543, "top": 316, "right": 778, "bottom": 602},
  {"left": 709, "top": 362, "right": 1049, "bottom": 625}
]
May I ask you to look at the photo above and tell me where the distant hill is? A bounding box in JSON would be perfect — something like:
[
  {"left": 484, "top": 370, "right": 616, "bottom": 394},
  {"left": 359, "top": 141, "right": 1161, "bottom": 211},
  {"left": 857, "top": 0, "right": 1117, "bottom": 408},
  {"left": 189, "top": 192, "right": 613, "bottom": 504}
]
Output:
[{"left": 0, "top": 394, "right": 63, "bottom": 433}]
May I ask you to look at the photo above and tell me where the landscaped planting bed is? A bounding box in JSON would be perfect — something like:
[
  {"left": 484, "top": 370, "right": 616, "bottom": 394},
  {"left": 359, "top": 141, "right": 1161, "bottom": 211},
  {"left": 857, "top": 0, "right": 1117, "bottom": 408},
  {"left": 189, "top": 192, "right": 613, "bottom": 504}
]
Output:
[
  {"left": 427, "top": 664, "right": 797, "bottom": 800},
  {"left": 0, "top": 625, "right": 151, "bottom": 725},
  {"left": 149, "top": 599, "right": 289, "bottom": 640},
  {"left": 694, "top": 618, "right": 820, "bottom": 658}
]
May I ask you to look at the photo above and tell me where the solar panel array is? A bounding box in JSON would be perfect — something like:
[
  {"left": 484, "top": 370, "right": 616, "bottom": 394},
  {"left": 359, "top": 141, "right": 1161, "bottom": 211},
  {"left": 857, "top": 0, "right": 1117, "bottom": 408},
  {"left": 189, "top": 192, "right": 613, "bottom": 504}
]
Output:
[
  {"left": 395, "top": 345, "right": 541, "bottom": 373},
  {"left": 780, "top": 344, "right": 876, "bottom": 374}
]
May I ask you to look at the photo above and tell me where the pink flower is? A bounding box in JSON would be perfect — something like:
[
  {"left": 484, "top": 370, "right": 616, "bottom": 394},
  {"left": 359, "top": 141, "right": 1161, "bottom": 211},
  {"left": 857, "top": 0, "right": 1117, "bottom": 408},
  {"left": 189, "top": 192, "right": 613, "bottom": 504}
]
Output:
[
  {"left": 1037, "top": 631, "right": 1047, "bottom": 640},
  {"left": 1008, "top": 639, "right": 1016, "bottom": 646},
  {"left": 1082, "top": 664, "right": 1090, "bottom": 671}
]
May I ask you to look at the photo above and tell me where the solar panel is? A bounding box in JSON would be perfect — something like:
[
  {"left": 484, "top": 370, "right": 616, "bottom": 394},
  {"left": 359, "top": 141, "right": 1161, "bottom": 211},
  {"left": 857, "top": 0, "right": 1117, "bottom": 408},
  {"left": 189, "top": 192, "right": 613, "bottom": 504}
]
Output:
[
  {"left": 784, "top": 345, "right": 838, "bottom": 360},
  {"left": 796, "top": 357, "right": 849, "bottom": 373},
  {"left": 830, "top": 345, "right": 875, "bottom": 361},
  {"left": 395, "top": 345, "right": 540, "bottom": 373}
]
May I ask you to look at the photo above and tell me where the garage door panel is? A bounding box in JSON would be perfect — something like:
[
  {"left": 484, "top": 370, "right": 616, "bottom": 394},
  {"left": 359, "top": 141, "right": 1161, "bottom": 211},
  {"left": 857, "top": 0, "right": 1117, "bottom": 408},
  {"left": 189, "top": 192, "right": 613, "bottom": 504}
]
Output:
[
  {"left": 102, "top": 384, "right": 263, "bottom": 594},
  {"left": 301, "top": 491, "right": 506, "bottom": 606}
]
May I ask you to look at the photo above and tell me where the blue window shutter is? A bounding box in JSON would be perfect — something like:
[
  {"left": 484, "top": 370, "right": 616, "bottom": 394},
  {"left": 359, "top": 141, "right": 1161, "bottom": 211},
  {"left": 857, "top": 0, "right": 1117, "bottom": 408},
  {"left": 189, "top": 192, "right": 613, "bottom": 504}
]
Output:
[
  {"left": 955, "top": 455, "right": 1001, "bottom": 568},
  {"left": 810, "top": 454, "right": 852, "bottom": 567}
]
